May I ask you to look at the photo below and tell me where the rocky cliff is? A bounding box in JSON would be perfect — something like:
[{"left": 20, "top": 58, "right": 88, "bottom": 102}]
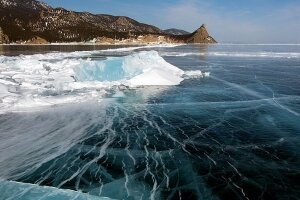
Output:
[
  {"left": 0, "top": 0, "right": 216, "bottom": 44},
  {"left": 186, "top": 25, "right": 216, "bottom": 43},
  {"left": 169, "top": 25, "right": 216, "bottom": 44}
]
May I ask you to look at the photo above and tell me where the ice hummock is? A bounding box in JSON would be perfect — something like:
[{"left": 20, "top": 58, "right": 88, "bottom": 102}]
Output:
[
  {"left": 0, "top": 50, "right": 207, "bottom": 112},
  {"left": 74, "top": 51, "right": 184, "bottom": 86}
]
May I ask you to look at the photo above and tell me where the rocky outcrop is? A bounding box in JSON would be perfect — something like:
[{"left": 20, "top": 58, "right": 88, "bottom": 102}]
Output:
[
  {"left": 186, "top": 25, "right": 216, "bottom": 44},
  {"left": 167, "top": 24, "right": 216, "bottom": 44},
  {"left": 0, "top": 27, "right": 9, "bottom": 44},
  {"left": 26, "top": 36, "right": 49, "bottom": 44}
]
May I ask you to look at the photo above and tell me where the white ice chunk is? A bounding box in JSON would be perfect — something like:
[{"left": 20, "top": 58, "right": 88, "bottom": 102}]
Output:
[
  {"left": 125, "top": 51, "right": 184, "bottom": 86},
  {"left": 74, "top": 51, "right": 185, "bottom": 86},
  {"left": 129, "top": 68, "right": 183, "bottom": 86}
]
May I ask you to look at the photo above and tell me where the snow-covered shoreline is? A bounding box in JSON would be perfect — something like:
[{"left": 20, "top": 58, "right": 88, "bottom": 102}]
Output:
[{"left": 0, "top": 41, "right": 185, "bottom": 46}]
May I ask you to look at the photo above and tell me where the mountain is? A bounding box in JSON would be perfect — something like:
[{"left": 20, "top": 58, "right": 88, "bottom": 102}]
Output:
[
  {"left": 164, "top": 28, "right": 190, "bottom": 35},
  {"left": 185, "top": 25, "right": 217, "bottom": 43},
  {"left": 0, "top": 0, "right": 216, "bottom": 44},
  {"left": 0, "top": 0, "right": 162, "bottom": 43}
]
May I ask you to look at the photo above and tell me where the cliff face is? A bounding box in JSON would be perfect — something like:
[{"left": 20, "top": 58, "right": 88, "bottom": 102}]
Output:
[
  {"left": 0, "top": 0, "right": 216, "bottom": 44},
  {"left": 168, "top": 25, "right": 216, "bottom": 44}
]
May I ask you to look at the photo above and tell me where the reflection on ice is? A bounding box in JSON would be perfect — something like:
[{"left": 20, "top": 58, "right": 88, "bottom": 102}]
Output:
[
  {"left": 1, "top": 95, "right": 299, "bottom": 199},
  {"left": 211, "top": 76, "right": 300, "bottom": 117},
  {"left": 0, "top": 103, "right": 116, "bottom": 180},
  {"left": 0, "top": 180, "right": 111, "bottom": 200}
]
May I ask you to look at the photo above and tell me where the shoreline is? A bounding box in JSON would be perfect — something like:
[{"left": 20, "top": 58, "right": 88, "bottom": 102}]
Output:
[
  {"left": 0, "top": 42, "right": 184, "bottom": 46},
  {"left": 1, "top": 43, "right": 300, "bottom": 46},
  {"left": 0, "top": 43, "right": 184, "bottom": 56}
]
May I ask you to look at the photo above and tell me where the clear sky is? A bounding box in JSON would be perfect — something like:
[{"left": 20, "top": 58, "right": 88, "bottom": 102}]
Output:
[{"left": 42, "top": 0, "right": 300, "bottom": 43}]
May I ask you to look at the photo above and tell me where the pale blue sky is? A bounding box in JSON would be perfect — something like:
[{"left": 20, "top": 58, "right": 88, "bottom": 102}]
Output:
[{"left": 42, "top": 0, "right": 300, "bottom": 43}]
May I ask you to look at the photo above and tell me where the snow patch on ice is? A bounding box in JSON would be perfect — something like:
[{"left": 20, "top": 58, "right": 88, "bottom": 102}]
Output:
[
  {"left": 184, "top": 70, "right": 210, "bottom": 79},
  {"left": 209, "top": 52, "right": 300, "bottom": 58},
  {"left": 100, "top": 44, "right": 181, "bottom": 52},
  {"left": 162, "top": 51, "right": 300, "bottom": 58},
  {"left": 162, "top": 52, "right": 204, "bottom": 57}
]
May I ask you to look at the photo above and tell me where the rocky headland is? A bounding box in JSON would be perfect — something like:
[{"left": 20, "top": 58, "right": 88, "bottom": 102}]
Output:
[{"left": 0, "top": 0, "right": 216, "bottom": 44}]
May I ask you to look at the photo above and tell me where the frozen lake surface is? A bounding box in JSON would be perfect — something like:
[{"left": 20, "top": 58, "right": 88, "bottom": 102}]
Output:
[{"left": 0, "top": 44, "right": 300, "bottom": 200}]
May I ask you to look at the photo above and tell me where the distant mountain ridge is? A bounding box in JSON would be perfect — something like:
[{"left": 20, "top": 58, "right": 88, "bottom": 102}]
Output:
[
  {"left": 0, "top": 0, "right": 216, "bottom": 44},
  {"left": 164, "top": 29, "right": 190, "bottom": 35}
]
